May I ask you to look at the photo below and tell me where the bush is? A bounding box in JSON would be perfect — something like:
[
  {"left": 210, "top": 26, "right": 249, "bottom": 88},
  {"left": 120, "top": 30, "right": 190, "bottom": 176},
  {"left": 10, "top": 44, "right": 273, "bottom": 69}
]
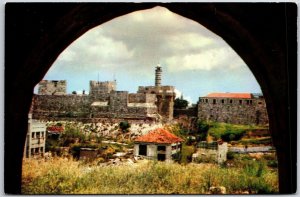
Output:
[
  {"left": 197, "top": 121, "right": 210, "bottom": 133},
  {"left": 221, "top": 129, "right": 245, "bottom": 142},
  {"left": 119, "top": 121, "right": 131, "bottom": 133},
  {"left": 267, "top": 160, "right": 278, "bottom": 168},
  {"left": 227, "top": 151, "right": 235, "bottom": 160}
]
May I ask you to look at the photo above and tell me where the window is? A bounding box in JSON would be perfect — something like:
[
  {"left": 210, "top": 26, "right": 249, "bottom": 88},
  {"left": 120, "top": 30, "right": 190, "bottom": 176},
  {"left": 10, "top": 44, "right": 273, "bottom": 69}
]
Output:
[
  {"left": 31, "top": 132, "right": 35, "bottom": 138},
  {"left": 205, "top": 99, "right": 208, "bottom": 103},
  {"left": 157, "top": 145, "right": 166, "bottom": 151},
  {"left": 157, "top": 154, "right": 166, "bottom": 161},
  {"left": 221, "top": 99, "right": 224, "bottom": 104},
  {"left": 246, "top": 100, "right": 250, "bottom": 105},
  {"left": 250, "top": 100, "right": 253, "bottom": 105},
  {"left": 213, "top": 99, "right": 216, "bottom": 104},
  {"left": 139, "top": 144, "right": 147, "bottom": 156},
  {"left": 230, "top": 99, "right": 233, "bottom": 104},
  {"left": 239, "top": 100, "right": 242, "bottom": 104}
]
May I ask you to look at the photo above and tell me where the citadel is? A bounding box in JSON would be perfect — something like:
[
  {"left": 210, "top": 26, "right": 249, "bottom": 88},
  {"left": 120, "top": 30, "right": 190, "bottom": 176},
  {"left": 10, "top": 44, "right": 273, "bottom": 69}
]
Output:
[{"left": 31, "top": 65, "right": 268, "bottom": 125}]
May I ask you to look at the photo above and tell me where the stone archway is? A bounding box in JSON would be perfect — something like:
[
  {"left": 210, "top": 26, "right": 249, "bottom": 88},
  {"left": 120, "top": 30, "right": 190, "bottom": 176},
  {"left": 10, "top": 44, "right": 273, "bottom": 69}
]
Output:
[{"left": 5, "top": 3, "right": 297, "bottom": 194}]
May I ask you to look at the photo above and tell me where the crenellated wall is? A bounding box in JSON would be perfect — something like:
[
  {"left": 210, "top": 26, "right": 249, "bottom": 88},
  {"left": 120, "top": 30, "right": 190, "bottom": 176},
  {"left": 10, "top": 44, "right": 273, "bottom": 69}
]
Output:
[
  {"left": 32, "top": 90, "right": 158, "bottom": 121},
  {"left": 38, "top": 80, "right": 67, "bottom": 95}
]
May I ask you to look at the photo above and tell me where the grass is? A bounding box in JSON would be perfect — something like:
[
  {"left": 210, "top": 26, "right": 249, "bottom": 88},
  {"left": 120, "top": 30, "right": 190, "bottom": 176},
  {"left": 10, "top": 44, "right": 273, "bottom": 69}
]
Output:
[
  {"left": 238, "top": 137, "right": 272, "bottom": 145},
  {"left": 180, "top": 144, "right": 195, "bottom": 164},
  {"left": 22, "top": 157, "right": 278, "bottom": 194},
  {"left": 208, "top": 122, "right": 268, "bottom": 140}
]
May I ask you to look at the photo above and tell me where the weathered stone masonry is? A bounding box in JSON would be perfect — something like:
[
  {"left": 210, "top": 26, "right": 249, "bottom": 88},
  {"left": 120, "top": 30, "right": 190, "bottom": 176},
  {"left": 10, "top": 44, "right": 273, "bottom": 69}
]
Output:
[
  {"left": 32, "top": 80, "right": 159, "bottom": 121},
  {"left": 198, "top": 93, "right": 268, "bottom": 125}
]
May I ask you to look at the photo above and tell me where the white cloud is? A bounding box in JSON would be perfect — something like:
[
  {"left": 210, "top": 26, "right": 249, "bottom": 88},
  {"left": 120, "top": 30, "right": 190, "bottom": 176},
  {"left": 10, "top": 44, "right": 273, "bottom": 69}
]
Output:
[
  {"left": 174, "top": 89, "right": 182, "bottom": 98},
  {"left": 166, "top": 46, "right": 245, "bottom": 72},
  {"left": 45, "top": 6, "right": 261, "bottom": 102}
]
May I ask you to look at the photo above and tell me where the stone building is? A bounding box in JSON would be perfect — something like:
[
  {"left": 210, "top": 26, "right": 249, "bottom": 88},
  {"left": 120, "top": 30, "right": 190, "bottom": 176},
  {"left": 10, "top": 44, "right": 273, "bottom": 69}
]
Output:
[
  {"left": 38, "top": 80, "right": 67, "bottom": 95},
  {"left": 134, "top": 128, "right": 183, "bottom": 162},
  {"left": 192, "top": 141, "right": 228, "bottom": 164},
  {"left": 198, "top": 93, "right": 268, "bottom": 125},
  {"left": 24, "top": 114, "right": 46, "bottom": 158},
  {"left": 137, "top": 65, "right": 176, "bottom": 121}
]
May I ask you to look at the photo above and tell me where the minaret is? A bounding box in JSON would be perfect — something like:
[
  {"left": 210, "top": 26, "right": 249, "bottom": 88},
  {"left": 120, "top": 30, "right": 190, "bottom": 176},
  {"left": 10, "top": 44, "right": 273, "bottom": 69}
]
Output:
[{"left": 155, "top": 64, "right": 162, "bottom": 87}]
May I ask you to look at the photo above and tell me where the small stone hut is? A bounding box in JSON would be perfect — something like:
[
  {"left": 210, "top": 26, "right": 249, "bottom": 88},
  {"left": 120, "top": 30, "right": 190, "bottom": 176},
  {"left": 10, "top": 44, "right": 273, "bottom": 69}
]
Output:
[{"left": 134, "top": 128, "right": 184, "bottom": 162}]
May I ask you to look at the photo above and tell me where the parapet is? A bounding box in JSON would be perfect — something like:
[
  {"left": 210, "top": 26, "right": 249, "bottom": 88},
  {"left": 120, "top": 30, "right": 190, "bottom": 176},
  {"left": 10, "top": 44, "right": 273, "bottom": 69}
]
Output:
[
  {"left": 89, "top": 80, "right": 116, "bottom": 95},
  {"left": 38, "top": 80, "right": 67, "bottom": 95}
]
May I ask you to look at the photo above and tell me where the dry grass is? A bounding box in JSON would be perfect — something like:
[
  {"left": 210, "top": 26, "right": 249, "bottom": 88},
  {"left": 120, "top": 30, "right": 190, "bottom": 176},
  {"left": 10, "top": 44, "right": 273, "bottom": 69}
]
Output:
[{"left": 22, "top": 157, "right": 278, "bottom": 194}]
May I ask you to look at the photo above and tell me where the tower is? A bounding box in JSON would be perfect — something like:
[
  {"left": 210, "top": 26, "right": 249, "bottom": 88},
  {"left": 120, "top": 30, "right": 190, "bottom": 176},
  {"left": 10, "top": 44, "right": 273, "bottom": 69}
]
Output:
[
  {"left": 155, "top": 64, "right": 162, "bottom": 87},
  {"left": 38, "top": 80, "right": 67, "bottom": 95}
]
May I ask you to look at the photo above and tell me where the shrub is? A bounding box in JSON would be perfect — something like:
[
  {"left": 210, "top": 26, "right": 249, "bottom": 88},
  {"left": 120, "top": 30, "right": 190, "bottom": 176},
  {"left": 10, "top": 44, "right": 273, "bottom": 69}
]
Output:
[
  {"left": 197, "top": 121, "right": 210, "bottom": 133},
  {"left": 267, "top": 160, "right": 278, "bottom": 168},
  {"left": 221, "top": 129, "right": 245, "bottom": 142},
  {"left": 119, "top": 121, "right": 131, "bottom": 133},
  {"left": 227, "top": 151, "right": 235, "bottom": 160}
]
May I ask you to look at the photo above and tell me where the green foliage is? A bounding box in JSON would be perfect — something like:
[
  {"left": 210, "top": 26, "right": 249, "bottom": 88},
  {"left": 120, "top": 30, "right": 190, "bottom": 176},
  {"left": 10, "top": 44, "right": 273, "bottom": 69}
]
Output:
[
  {"left": 221, "top": 129, "right": 245, "bottom": 142},
  {"left": 174, "top": 98, "right": 189, "bottom": 109},
  {"left": 208, "top": 122, "right": 264, "bottom": 140},
  {"left": 60, "top": 126, "right": 86, "bottom": 146},
  {"left": 197, "top": 121, "right": 210, "bottom": 133},
  {"left": 227, "top": 151, "right": 235, "bottom": 160},
  {"left": 180, "top": 144, "right": 195, "bottom": 164},
  {"left": 119, "top": 121, "right": 131, "bottom": 133},
  {"left": 239, "top": 137, "right": 272, "bottom": 145},
  {"left": 196, "top": 121, "right": 210, "bottom": 141}
]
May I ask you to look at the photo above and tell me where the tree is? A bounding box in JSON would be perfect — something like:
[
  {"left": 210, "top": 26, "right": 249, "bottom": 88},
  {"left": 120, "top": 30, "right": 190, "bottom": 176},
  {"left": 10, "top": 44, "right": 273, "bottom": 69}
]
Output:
[
  {"left": 119, "top": 121, "right": 130, "bottom": 133},
  {"left": 174, "top": 97, "right": 189, "bottom": 109}
]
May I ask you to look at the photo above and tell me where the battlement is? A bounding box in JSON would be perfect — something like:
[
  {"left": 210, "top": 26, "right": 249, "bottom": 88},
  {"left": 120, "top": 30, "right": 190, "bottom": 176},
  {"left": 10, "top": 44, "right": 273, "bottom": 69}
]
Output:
[
  {"left": 38, "top": 80, "right": 67, "bottom": 95},
  {"left": 137, "top": 85, "right": 175, "bottom": 95},
  {"left": 89, "top": 80, "right": 116, "bottom": 95}
]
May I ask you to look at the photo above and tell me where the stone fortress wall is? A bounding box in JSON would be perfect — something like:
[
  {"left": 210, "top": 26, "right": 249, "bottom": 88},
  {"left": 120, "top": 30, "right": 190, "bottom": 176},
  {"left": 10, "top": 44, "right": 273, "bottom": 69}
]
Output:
[
  {"left": 32, "top": 66, "right": 268, "bottom": 126},
  {"left": 32, "top": 65, "right": 176, "bottom": 122},
  {"left": 198, "top": 93, "right": 268, "bottom": 125},
  {"left": 38, "top": 80, "right": 67, "bottom": 95},
  {"left": 32, "top": 82, "right": 159, "bottom": 121}
]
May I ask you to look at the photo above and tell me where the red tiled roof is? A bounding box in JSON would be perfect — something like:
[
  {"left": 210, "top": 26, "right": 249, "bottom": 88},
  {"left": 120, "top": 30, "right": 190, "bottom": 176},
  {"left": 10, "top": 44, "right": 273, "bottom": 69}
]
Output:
[
  {"left": 204, "top": 93, "right": 253, "bottom": 99},
  {"left": 47, "top": 126, "right": 64, "bottom": 133},
  {"left": 135, "top": 128, "right": 184, "bottom": 144}
]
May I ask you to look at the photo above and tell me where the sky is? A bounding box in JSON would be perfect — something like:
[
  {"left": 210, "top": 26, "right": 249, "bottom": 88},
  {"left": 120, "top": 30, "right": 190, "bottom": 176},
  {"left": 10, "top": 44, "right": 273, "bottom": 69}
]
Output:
[{"left": 37, "top": 6, "right": 262, "bottom": 104}]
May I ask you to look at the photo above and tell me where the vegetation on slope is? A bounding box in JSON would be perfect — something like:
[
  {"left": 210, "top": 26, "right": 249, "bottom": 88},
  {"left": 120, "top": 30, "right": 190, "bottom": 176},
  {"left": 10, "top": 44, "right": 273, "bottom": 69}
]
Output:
[{"left": 22, "top": 157, "right": 278, "bottom": 194}]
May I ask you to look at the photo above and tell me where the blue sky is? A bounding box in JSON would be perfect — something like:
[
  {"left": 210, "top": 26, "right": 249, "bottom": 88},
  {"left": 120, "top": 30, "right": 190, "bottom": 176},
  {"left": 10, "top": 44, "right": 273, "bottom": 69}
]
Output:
[{"left": 37, "top": 6, "right": 262, "bottom": 104}]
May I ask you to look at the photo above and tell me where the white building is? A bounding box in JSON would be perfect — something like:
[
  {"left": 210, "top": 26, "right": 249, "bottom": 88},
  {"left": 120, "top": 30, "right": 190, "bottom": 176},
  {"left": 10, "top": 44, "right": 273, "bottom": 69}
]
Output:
[
  {"left": 192, "top": 141, "right": 228, "bottom": 164},
  {"left": 134, "top": 128, "right": 183, "bottom": 162},
  {"left": 24, "top": 114, "right": 46, "bottom": 158}
]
